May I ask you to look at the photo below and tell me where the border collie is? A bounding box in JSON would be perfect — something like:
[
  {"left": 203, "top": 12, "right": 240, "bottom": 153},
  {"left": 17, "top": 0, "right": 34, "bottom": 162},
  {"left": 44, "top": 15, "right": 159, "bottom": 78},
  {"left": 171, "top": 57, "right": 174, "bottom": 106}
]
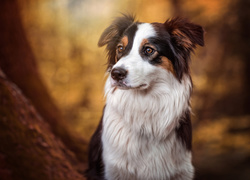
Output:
[{"left": 85, "top": 15, "right": 204, "bottom": 180}]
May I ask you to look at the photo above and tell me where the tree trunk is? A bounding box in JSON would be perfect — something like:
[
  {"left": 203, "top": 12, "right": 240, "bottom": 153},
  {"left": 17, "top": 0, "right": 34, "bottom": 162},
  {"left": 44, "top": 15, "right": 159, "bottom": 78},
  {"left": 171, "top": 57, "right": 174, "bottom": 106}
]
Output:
[
  {"left": 0, "top": 69, "right": 86, "bottom": 180},
  {"left": 0, "top": 0, "right": 87, "bottom": 162}
]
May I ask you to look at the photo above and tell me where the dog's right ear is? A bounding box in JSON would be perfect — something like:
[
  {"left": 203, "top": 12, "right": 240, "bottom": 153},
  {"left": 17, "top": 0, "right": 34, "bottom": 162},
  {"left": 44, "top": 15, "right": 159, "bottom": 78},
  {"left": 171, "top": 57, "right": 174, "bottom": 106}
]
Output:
[{"left": 98, "top": 14, "right": 135, "bottom": 47}]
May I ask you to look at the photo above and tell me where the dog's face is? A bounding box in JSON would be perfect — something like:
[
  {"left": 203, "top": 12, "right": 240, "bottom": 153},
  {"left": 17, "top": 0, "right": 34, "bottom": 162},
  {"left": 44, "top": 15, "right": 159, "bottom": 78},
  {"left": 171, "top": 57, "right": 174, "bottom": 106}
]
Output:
[{"left": 99, "top": 15, "right": 204, "bottom": 90}]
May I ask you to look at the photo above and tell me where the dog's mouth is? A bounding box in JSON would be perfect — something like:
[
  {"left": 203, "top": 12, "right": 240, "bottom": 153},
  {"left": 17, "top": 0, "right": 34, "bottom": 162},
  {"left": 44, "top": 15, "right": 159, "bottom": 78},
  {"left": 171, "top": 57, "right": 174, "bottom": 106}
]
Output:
[{"left": 111, "top": 80, "right": 147, "bottom": 90}]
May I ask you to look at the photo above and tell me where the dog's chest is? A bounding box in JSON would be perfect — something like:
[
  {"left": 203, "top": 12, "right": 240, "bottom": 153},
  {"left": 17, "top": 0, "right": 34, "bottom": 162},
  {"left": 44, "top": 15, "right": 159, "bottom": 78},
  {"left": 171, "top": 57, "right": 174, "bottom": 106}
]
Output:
[
  {"left": 101, "top": 79, "right": 193, "bottom": 179},
  {"left": 102, "top": 106, "right": 186, "bottom": 180}
]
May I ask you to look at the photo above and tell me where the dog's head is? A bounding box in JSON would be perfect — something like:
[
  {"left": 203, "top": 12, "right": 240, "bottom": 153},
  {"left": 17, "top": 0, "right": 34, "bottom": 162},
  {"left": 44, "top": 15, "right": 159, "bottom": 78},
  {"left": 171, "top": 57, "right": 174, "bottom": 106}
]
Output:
[{"left": 99, "top": 15, "right": 204, "bottom": 90}]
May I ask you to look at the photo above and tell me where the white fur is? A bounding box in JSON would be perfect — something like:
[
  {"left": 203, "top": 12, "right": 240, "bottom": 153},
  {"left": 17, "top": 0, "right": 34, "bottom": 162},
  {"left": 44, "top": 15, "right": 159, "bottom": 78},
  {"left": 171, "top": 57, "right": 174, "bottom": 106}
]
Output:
[{"left": 102, "top": 23, "right": 194, "bottom": 180}]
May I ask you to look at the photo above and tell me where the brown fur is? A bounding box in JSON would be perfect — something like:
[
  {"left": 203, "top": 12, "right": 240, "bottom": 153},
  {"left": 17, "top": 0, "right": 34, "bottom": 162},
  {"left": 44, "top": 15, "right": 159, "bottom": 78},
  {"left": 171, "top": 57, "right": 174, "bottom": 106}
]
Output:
[{"left": 158, "top": 56, "right": 176, "bottom": 77}]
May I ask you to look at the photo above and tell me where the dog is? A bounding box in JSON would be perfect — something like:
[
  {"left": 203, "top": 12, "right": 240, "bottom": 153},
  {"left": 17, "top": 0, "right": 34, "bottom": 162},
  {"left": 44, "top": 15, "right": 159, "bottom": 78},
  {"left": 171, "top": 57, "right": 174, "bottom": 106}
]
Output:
[{"left": 85, "top": 15, "right": 204, "bottom": 180}]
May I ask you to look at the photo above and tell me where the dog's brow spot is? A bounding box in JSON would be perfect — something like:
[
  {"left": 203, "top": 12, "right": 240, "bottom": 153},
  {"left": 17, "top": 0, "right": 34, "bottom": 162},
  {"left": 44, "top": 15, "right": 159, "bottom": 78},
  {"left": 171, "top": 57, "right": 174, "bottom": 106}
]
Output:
[
  {"left": 141, "top": 38, "right": 149, "bottom": 46},
  {"left": 139, "top": 38, "right": 148, "bottom": 51},
  {"left": 121, "top": 36, "right": 129, "bottom": 47}
]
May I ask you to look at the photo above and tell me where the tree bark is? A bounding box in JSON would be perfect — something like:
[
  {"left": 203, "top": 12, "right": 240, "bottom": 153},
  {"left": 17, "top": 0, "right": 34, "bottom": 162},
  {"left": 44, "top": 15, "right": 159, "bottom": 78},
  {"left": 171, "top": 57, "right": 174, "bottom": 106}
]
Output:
[{"left": 0, "top": 69, "right": 85, "bottom": 180}]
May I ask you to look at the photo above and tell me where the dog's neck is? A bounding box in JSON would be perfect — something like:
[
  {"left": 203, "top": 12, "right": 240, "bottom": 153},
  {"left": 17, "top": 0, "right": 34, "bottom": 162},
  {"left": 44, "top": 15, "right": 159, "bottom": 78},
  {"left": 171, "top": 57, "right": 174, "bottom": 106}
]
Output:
[{"left": 104, "top": 73, "right": 192, "bottom": 140}]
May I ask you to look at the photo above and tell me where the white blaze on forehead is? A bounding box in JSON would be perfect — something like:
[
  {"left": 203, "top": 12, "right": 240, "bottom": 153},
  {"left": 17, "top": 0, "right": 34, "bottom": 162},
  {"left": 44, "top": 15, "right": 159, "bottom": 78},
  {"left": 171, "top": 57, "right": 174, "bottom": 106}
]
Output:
[{"left": 131, "top": 23, "right": 157, "bottom": 53}]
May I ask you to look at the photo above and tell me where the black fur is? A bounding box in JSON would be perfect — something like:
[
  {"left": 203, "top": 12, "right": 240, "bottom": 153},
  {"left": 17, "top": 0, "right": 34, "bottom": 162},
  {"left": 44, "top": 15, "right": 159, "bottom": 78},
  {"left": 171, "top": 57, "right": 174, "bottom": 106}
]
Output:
[
  {"left": 85, "top": 107, "right": 105, "bottom": 180},
  {"left": 164, "top": 17, "right": 204, "bottom": 80},
  {"left": 176, "top": 110, "right": 192, "bottom": 150},
  {"left": 152, "top": 18, "right": 204, "bottom": 81}
]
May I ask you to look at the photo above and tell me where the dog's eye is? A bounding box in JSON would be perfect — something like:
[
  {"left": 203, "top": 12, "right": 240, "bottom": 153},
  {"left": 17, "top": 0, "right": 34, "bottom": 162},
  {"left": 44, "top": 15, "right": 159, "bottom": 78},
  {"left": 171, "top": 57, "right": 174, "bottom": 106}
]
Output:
[
  {"left": 117, "top": 45, "right": 124, "bottom": 53},
  {"left": 144, "top": 47, "right": 155, "bottom": 55}
]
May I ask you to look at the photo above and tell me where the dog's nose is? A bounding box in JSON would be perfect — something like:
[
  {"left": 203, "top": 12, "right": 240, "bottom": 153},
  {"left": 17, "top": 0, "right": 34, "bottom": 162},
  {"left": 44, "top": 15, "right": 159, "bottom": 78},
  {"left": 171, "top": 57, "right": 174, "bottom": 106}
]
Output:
[{"left": 111, "top": 67, "right": 127, "bottom": 81}]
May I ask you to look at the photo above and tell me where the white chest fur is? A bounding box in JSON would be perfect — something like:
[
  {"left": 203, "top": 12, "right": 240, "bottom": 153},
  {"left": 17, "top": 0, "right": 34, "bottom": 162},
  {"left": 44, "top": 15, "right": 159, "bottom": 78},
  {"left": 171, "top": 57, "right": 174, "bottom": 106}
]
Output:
[{"left": 102, "top": 75, "right": 194, "bottom": 180}]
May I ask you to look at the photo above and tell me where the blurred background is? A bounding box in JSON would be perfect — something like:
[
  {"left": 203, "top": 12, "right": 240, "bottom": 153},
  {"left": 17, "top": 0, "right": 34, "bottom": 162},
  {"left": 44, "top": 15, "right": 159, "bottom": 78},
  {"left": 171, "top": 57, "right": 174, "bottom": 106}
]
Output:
[{"left": 0, "top": 0, "right": 250, "bottom": 179}]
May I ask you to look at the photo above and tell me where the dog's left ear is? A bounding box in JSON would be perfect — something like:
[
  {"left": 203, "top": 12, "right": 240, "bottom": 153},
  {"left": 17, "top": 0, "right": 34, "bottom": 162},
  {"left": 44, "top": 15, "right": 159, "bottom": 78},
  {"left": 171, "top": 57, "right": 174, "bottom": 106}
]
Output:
[
  {"left": 164, "top": 17, "right": 204, "bottom": 51},
  {"left": 164, "top": 17, "right": 204, "bottom": 80}
]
